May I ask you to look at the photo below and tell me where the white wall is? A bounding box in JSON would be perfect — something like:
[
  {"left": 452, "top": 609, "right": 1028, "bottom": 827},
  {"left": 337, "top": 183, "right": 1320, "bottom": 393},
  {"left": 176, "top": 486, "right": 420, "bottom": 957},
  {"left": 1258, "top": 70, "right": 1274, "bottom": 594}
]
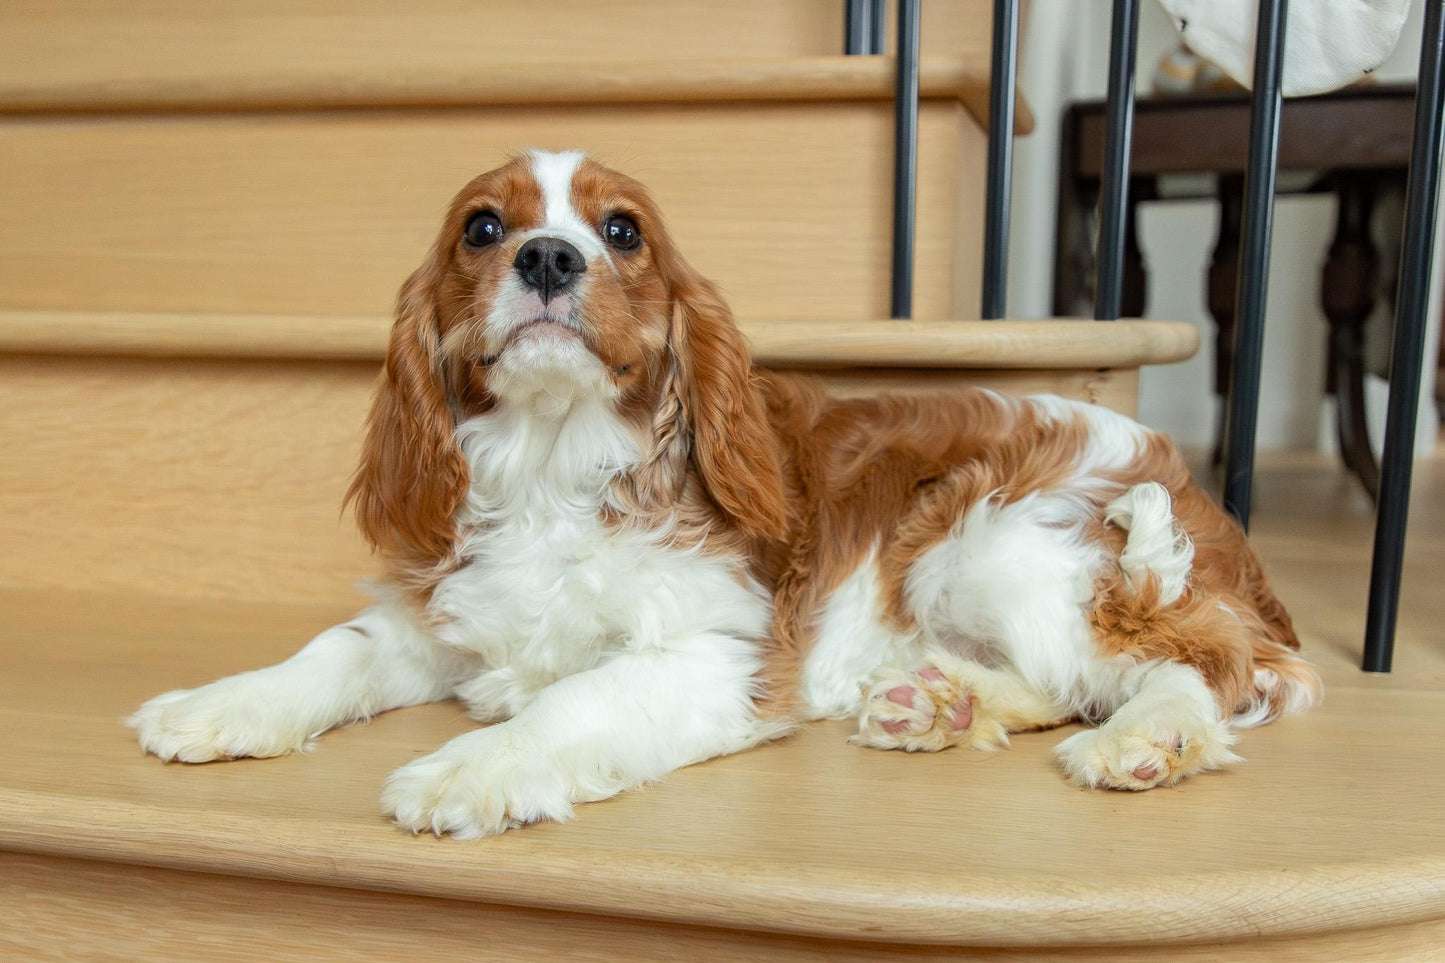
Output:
[{"left": 1009, "top": 0, "right": 1440, "bottom": 453}]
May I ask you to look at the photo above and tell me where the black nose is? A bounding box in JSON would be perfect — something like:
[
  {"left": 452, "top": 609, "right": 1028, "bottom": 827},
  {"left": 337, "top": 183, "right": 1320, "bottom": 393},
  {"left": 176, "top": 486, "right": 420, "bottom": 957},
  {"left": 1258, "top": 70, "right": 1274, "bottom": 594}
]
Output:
[{"left": 513, "top": 237, "right": 585, "bottom": 302}]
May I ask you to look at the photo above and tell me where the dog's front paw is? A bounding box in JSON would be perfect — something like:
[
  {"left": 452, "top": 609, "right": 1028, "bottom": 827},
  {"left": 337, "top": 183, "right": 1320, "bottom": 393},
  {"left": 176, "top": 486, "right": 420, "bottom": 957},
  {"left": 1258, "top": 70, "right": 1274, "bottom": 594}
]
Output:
[
  {"left": 1054, "top": 714, "right": 1239, "bottom": 790},
  {"left": 128, "top": 676, "right": 315, "bottom": 763},
  {"left": 381, "top": 727, "right": 581, "bottom": 838}
]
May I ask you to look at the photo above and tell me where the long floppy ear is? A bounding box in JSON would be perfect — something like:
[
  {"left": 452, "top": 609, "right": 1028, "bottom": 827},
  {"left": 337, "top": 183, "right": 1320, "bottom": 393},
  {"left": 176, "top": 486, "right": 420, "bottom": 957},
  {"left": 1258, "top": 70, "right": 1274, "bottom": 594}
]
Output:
[
  {"left": 345, "top": 259, "right": 470, "bottom": 567},
  {"left": 671, "top": 272, "right": 788, "bottom": 541}
]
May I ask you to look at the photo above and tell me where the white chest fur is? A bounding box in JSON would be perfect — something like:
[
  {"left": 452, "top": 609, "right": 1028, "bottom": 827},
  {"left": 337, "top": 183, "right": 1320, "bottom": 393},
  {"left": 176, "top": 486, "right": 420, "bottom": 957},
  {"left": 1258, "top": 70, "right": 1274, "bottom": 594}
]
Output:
[{"left": 428, "top": 396, "right": 770, "bottom": 721}]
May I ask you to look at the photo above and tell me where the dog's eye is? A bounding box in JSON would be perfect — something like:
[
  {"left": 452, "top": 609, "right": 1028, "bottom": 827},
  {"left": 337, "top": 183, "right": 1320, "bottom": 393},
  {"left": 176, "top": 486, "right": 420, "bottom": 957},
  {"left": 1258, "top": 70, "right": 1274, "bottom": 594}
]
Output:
[
  {"left": 602, "top": 214, "right": 640, "bottom": 251},
  {"left": 463, "top": 211, "right": 504, "bottom": 249}
]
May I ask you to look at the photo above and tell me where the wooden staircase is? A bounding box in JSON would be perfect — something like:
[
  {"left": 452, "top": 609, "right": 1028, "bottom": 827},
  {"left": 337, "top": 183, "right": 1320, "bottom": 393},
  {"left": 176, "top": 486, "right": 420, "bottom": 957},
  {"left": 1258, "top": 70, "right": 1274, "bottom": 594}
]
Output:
[{"left": 3, "top": 1, "right": 1442, "bottom": 957}]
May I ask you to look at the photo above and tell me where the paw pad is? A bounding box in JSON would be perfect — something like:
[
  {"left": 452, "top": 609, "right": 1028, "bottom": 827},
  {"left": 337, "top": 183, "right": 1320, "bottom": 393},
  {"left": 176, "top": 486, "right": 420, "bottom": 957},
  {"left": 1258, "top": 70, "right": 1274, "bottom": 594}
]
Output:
[{"left": 851, "top": 665, "right": 980, "bottom": 752}]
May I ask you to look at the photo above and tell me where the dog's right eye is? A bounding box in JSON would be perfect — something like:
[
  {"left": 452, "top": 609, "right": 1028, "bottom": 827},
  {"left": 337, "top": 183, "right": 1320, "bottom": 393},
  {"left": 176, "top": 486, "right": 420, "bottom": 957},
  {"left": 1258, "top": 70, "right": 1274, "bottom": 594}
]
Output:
[{"left": 463, "top": 211, "right": 504, "bottom": 249}]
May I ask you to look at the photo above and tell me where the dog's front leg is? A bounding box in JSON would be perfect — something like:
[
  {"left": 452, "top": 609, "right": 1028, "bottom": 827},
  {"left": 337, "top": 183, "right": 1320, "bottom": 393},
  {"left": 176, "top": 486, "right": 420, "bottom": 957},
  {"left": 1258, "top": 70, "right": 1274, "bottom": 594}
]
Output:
[
  {"left": 382, "top": 632, "right": 777, "bottom": 838},
  {"left": 130, "top": 603, "right": 473, "bottom": 762}
]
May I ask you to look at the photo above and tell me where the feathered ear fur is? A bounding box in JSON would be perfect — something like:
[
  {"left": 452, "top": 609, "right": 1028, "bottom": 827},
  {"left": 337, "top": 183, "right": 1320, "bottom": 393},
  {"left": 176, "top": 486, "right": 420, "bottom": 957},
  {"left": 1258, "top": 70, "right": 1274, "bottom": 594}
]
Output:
[
  {"left": 345, "top": 258, "right": 470, "bottom": 568},
  {"left": 669, "top": 270, "right": 788, "bottom": 541}
]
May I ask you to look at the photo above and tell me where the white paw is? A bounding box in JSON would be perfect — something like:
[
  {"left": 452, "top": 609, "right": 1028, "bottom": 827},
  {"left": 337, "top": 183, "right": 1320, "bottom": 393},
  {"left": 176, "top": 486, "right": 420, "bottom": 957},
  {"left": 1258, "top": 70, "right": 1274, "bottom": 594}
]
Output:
[
  {"left": 128, "top": 676, "right": 316, "bottom": 763},
  {"left": 1054, "top": 714, "right": 1239, "bottom": 790},
  {"left": 382, "top": 726, "right": 587, "bottom": 839}
]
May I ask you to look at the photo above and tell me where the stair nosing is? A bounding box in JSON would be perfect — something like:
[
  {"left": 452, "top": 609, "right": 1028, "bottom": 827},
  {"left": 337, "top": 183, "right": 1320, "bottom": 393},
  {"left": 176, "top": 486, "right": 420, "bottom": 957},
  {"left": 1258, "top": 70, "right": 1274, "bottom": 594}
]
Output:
[
  {"left": 0, "top": 310, "right": 1200, "bottom": 370},
  {"left": 2, "top": 785, "right": 1441, "bottom": 948},
  {"left": 0, "top": 55, "right": 1032, "bottom": 132}
]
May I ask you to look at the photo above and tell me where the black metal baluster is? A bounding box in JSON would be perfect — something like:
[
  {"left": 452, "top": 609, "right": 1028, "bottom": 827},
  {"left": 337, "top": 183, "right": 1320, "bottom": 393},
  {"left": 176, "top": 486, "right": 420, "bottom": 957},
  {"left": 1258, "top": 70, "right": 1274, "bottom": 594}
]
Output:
[
  {"left": 1221, "top": 0, "right": 1288, "bottom": 530},
  {"left": 868, "top": 0, "right": 886, "bottom": 55},
  {"left": 1095, "top": 0, "right": 1140, "bottom": 320},
  {"left": 845, "top": 0, "right": 869, "bottom": 54},
  {"left": 981, "top": 0, "right": 1019, "bottom": 320},
  {"left": 1362, "top": 0, "right": 1445, "bottom": 673},
  {"left": 891, "top": 0, "right": 921, "bottom": 318}
]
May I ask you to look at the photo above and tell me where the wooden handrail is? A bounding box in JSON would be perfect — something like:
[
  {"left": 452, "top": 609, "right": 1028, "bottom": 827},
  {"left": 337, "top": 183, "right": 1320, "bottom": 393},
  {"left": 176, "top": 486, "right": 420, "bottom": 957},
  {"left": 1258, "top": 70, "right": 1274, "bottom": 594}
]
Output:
[{"left": 0, "top": 311, "right": 1198, "bottom": 370}]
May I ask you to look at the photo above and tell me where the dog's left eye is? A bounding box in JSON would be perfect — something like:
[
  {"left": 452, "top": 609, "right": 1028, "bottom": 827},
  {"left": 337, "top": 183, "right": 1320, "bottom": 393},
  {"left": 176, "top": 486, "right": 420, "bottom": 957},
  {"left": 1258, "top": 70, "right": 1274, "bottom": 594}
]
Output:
[{"left": 602, "top": 214, "right": 640, "bottom": 251}]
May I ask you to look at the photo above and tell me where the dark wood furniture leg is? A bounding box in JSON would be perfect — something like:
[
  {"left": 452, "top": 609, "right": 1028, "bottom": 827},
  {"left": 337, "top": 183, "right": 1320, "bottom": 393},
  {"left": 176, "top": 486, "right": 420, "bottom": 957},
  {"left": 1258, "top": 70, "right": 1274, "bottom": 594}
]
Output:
[
  {"left": 1121, "top": 176, "right": 1153, "bottom": 318},
  {"left": 1207, "top": 173, "right": 1245, "bottom": 465},
  {"left": 1051, "top": 167, "right": 1150, "bottom": 319},
  {"left": 1053, "top": 111, "right": 1094, "bottom": 317},
  {"left": 1321, "top": 172, "right": 1381, "bottom": 500}
]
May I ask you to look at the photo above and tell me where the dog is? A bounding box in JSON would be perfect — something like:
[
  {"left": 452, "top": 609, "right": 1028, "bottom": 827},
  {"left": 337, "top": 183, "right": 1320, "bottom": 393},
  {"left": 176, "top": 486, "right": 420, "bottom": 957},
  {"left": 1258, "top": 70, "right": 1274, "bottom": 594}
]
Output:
[{"left": 130, "top": 150, "right": 1321, "bottom": 838}]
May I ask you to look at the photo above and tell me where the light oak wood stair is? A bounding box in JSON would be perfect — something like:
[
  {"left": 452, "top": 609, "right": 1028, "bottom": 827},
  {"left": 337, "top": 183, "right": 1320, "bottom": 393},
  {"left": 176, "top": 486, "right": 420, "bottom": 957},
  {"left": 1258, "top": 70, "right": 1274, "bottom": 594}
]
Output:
[{"left": 4, "top": 1, "right": 1444, "bottom": 957}]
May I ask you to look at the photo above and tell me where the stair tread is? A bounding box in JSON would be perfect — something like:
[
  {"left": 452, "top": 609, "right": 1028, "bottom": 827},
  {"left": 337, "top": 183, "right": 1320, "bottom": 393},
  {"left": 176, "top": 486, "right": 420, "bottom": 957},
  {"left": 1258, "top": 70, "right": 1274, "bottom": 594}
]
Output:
[
  {"left": 2, "top": 586, "right": 1442, "bottom": 947},
  {"left": 0, "top": 311, "right": 1199, "bottom": 370},
  {"left": 0, "top": 55, "right": 1030, "bottom": 133}
]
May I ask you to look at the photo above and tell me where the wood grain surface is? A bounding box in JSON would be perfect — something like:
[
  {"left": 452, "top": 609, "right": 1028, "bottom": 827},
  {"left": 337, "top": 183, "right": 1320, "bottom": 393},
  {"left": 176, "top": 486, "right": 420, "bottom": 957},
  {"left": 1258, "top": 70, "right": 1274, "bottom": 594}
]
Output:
[
  {"left": 0, "top": 57, "right": 1021, "bottom": 132},
  {"left": 0, "top": 311, "right": 1200, "bottom": 369},
  {"left": 0, "top": 103, "right": 981, "bottom": 322},
  {"left": 1, "top": 454, "right": 1444, "bottom": 950},
  {"left": 0, "top": 1, "right": 997, "bottom": 105},
  {"left": 5, "top": 851, "right": 1445, "bottom": 961},
  {"left": 0, "top": 354, "right": 1140, "bottom": 603}
]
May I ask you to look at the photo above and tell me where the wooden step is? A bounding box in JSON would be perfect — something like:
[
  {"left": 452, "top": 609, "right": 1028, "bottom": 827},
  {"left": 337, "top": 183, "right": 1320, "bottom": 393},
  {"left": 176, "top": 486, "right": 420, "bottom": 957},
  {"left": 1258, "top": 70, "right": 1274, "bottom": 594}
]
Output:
[
  {"left": 0, "top": 310, "right": 1194, "bottom": 604},
  {"left": 0, "top": 54, "right": 1025, "bottom": 323},
  {"left": 0, "top": 55, "right": 1011, "bottom": 126},
  {"left": 3, "top": 450, "right": 1443, "bottom": 958},
  {"left": 0, "top": 310, "right": 1194, "bottom": 368},
  {"left": 0, "top": 0, "right": 998, "bottom": 105}
]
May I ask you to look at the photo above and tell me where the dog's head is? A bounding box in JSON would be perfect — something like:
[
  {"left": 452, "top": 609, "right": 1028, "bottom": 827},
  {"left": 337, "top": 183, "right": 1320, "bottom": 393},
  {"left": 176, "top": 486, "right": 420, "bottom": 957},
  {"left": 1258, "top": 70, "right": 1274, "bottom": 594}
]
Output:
[{"left": 347, "top": 151, "right": 786, "bottom": 569}]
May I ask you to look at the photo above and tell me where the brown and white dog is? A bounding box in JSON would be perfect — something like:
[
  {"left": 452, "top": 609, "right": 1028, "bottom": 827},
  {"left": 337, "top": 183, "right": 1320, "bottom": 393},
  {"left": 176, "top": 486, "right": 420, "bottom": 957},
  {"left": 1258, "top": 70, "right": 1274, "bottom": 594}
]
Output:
[{"left": 130, "top": 151, "right": 1321, "bottom": 837}]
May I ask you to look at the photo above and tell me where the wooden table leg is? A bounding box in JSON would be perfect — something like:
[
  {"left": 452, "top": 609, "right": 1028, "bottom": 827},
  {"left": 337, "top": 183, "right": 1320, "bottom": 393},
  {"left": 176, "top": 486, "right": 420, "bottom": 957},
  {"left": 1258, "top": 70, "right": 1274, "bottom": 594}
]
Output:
[
  {"left": 1122, "top": 176, "right": 1154, "bottom": 318},
  {"left": 1051, "top": 170, "right": 1149, "bottom": 319},
  {"left": 1321, "top": 172, "right": 1381, "bottom": 500},
  {"left": 1207, "top": 173, "right": 1245, "bottom": 466}
]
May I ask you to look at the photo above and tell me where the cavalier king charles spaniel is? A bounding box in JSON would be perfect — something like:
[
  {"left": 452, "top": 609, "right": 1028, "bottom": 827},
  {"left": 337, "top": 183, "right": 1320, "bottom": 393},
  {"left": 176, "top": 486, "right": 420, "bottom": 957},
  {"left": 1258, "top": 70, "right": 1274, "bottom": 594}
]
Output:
[{"left": 131, "top": 150, "right": 1321, "bottom": 837}]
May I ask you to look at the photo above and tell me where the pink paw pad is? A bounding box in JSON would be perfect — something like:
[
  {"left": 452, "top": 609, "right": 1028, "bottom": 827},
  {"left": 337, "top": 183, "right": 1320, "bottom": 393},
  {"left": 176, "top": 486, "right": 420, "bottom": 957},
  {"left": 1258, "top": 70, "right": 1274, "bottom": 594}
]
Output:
[
  {"left": 1131, "top": 735, "right": 1183, "bottom": 781},
  {"left": 880, "top": 685, "right": 922, "bottom": 735},
  {"left": 885, "top": 685, "right": 918, "bottom": 708},
  {"left": 947, "top": 698, "right": 973, "bottom": 731}
]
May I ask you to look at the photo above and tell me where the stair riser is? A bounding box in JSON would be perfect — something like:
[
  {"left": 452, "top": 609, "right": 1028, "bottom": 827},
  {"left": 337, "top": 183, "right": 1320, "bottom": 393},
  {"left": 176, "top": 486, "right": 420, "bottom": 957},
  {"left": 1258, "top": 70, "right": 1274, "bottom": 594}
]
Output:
[
  {"left": 0, "top": 102, "right": 981, "bottom": 321},
  {"left": 0, "top": 354, "right": 1134, "bottom": 604}
]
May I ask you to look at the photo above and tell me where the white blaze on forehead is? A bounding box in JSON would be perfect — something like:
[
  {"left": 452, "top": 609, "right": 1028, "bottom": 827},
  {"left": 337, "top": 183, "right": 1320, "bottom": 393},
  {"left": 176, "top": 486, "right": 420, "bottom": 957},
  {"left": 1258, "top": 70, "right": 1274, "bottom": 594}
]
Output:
[
  {"left": 530, "top": 149, "right": 584, "bottom": 224},
  {"left": 527, "top": 149, "right": 605, "bottom": 259}
]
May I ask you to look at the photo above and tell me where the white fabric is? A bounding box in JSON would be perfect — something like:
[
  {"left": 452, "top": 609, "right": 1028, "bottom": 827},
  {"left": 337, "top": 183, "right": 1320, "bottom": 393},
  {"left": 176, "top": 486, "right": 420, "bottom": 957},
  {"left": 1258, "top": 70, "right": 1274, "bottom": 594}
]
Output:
[{"left": 1158, "top": 0, "right": 1413, "bottom": 96}]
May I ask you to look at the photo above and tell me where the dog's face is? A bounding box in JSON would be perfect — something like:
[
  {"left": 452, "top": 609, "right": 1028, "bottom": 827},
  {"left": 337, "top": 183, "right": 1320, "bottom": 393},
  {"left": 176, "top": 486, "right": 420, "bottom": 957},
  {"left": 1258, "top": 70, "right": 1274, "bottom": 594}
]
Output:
[
  {"left": 347, "top": 151, "right": 787, "bottom": 575},
  {"left": 429, "top": 151, "right": 674, "bottom": 408}
]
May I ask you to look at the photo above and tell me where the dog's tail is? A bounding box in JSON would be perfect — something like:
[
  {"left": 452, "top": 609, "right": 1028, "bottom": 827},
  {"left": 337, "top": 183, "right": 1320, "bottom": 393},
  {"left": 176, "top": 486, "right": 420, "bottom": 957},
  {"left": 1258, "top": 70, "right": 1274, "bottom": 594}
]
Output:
[{"left": 1231, "top": 637, "right": 1323, "bottom": 728}]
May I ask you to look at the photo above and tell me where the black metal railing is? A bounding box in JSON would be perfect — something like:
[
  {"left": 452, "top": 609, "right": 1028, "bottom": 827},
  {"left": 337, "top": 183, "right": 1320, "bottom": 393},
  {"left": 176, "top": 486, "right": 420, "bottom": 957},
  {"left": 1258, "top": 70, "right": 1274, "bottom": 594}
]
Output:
[
  {"left": 1364, "top": 0, "right": 1445, "bottom": 672},
  {"left": 1093, "top": 0, "right": 1139, "bottom": 322},
  {"left": 859, "top": 0, "right": 1445, "bottom": 672},
  {"left": 981, "top": 0, "right": 1019, "bottom": 319},
  {"left": 892, "top": 0, "right": 921, "bottom": 319},
  {"left": 844, "top": 0, "right": 886, "bottom": 56},
  {"left": 1221, "top": 0, "right": 1289, "bottom": 531},
  {"left": 848, "top": 0, "right": 919, "bottom": 318}
]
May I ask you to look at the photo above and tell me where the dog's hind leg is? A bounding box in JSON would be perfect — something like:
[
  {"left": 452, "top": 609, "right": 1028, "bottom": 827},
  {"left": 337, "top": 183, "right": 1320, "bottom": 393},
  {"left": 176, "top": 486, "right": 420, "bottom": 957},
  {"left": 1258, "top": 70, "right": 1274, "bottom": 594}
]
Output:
[
  {"left": 1054, "top": 482, "right": 1317, "bottom": 790},
  {"left": 851, "top": 652, "right": 1072, "bottom": 753}
]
